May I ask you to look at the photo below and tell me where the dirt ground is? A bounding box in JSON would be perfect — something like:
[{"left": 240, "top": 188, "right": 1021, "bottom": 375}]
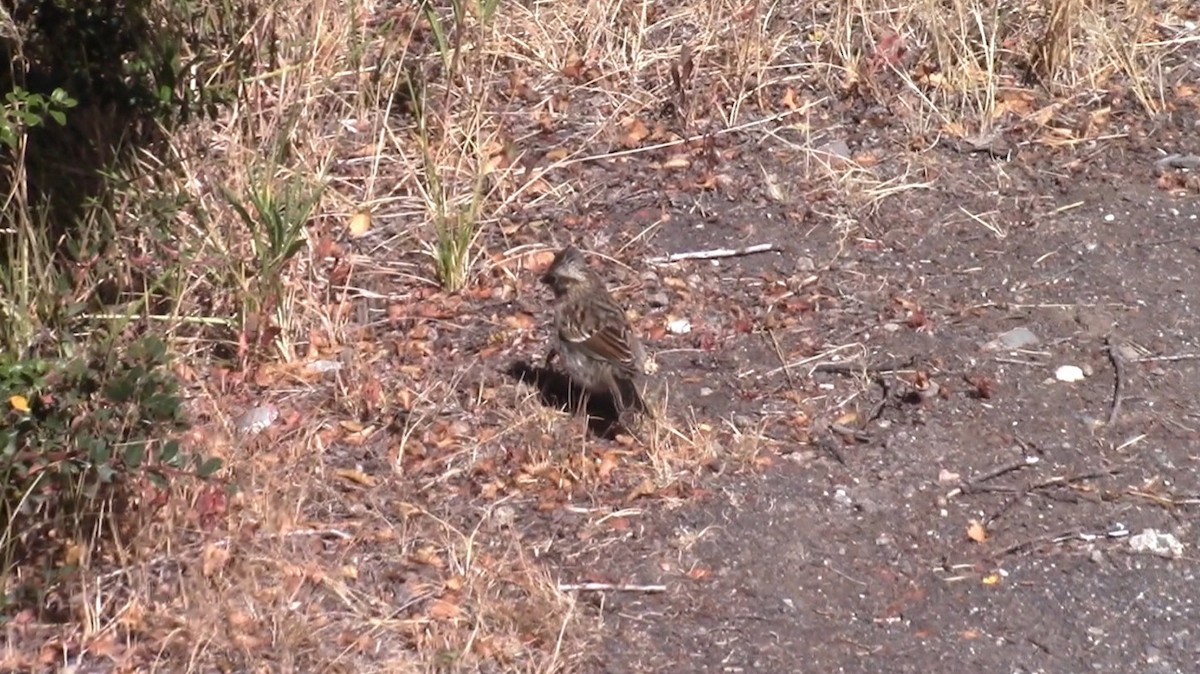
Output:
[
  {"left": 18, "top": 9, "right": 1200, "bottom": 673},
  {"left": 89, "top": 86, "right": 1199, "bottom": 674},
  {"left": 538, "top": 109, "right": 1200, "bottom": 672}
]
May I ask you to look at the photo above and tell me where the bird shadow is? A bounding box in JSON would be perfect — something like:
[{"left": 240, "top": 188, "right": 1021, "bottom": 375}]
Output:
[{"left": 505, "top": 360, "right": 625, "bottom": 439}]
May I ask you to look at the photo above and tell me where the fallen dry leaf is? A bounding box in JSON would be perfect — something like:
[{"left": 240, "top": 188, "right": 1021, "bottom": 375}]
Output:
[
  {"left": 413, "top": 544, "right": 445, "bottom": 568},
  {"left": 348, "top": 208, "right": 372, "bottom": 238},
  {"left": 659, "top": 155, "right": 691, "bottom": 169},
  {"left": 200, "top": 537, "right": 228, "bottom": 575},
  {"left": 626, "top": 478, "right": 658, "bottom": 502},
  {"left": 428, "top": 598, "right": 462, "bottom": 621},
  {"left": 505, "top": 312, "right": 537, "bottom": 330},
  {"left": 622, "top": 116, "right": 651, "bottom": 148},
  {"left": 561, "top": 52, "right": 586, "bottom": 80},
  {"left": 835, "top": 411, "right": 859, "bottom": 426},
  {"left": 598, "top": 451, "right": 621, "bottom": 481},
  {"left": 967, "top": 520, "right": 988, "bottom": 543},
  {"left": 780, "top": 86, "right": 800, "bottom": 110}
]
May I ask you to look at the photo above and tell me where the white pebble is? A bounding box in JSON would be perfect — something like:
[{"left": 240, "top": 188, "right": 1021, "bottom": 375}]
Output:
[
  {"left": 667, "top": 318, "right": 692, "bottom": 334},
  {"left": 1055, "top": 365, "right": 1086, "bottom": 382}
]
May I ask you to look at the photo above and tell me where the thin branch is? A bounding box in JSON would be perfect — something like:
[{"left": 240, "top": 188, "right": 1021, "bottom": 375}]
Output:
[
  {"left": 945, "top": 456, "right": 1039, "bottom": 499},
  {"left": 558, "top": 582, "right": 667, "bottom": 593},
  {"left": 1133, "top": 353, "right": 1200, "bottom": 363},
  {"left": 1105, "top": 337, "right": 1127, "bottom": 426},
  {"left": 647, "top": 243, "right": 777, "bottom": 264}
]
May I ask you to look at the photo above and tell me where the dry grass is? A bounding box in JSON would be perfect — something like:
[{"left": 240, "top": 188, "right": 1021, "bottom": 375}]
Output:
[{"left": 4, "top": 0, "right": 1197, "bottom": 671}]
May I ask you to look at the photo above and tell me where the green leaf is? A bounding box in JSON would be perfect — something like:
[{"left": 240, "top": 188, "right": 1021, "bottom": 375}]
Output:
[
  {"left": 105, "top": 375, "right": 136, "bottom": 403},
  {"left": 147, "top": 471, "right": 168, "bottom": 490},
  {"left": 123, "top": 441, "right": 146, "bottom": 469},
  {"left": 159, "top": 439, "right": 180, "bottom": 466},
  {"left": 88, "top": 438, "right": 111, "bottom": 464},
  {"left": 143, "top": 336, "right": 167, "bottom": 362},
  {"left": 196, "top": 457, "right": 223, "bottom": 478}
]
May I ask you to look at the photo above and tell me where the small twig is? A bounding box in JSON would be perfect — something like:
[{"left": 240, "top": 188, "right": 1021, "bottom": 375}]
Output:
[
  {"left": 827, "top": 565, "right": 868, "bottom": 587},
  {"left": 946, "top": 456, "right": 1039, "bottom": 499},
  {"left": 1133, "top": 353, "right": 1200, "bottom": 363},
  {"left": 992, "top": 357, "right": 1042, "bottom": 367},
  {"left": 1136, "top": 237, "right": 1196, "bottom": 248},
  {"left": 866, "top": 375, "right": 890, "bottom": 423},
  {"left": 755, "top": 343, "right": 860, "bottom": 379},
  {"left": 988, "top": 528, "right": 1081, "bottom": 560},
  {"left": 647, "top": 242, "right": 777, "bottom": 264},
  {"left": 1154, "top": 153, "right": 1200, "bottom": 174},
  {"left": 830, "top": 423, "right": 871, "bottom": 443},
  {"left": 1127, "top": 490, "right": 1200, "bottom": 507},
  {"left": 280, "top": 528, "right": 354, "bottom": 539},
  {"left": 812, "top": 356, "right": 918, "bottom": 377},
  {"left": 1105, "top": 337, "right": 1126, "bottom": 426},
  {"left": 970, "top": 456, "right": 1040, "bottom": 485},
  {"left": 766, "top": 329, "right": 794, "bottom": 388},
  {"left": 83, "top": 313, "right": 236, "bottom": 326},
  {"left": 819, "top": 434, "right": 848, "bottom": 465},
  {"left": 554, "top": 101, "right": 826, "bottom": 170},
  {"left": 558, "top": 582, "right": 667, "bottom": 593},
  {"left": 1028, "top": 469, "right": 1121, "bottom": 492}
]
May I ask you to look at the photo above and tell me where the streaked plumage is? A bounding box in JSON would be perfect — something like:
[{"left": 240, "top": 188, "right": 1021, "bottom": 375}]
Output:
[{"left": 541, "top": 246, "right": 648, "bottom": 416}]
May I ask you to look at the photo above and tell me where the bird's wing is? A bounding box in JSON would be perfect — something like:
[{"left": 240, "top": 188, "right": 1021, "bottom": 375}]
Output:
[{"left": 559, "top": 300, "right": 641, "bottom": 373}]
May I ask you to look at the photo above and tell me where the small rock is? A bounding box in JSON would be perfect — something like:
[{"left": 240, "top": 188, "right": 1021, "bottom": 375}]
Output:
[
  {"left": 667, "top": 318, "right": 692, "bottom": 334},
  {"left": 1055, "top": 365, "right": 1086, "bottom": 382},
  {"left": 732, "top": 413, "right": 757, "bottom": 428},
  {"left": 1128, "top": 529, "right": 1183, "bottom": 558},
  {"left": 1114, "top": 343, "right": 1140, "bottom": 362},
  {"left": 235, "top": 404, "right": 279, "bottom": 436},
  {"left": 491, "top": 504, "right": 516, "bottom": 529},
  {"left": 983, "top": 326, "right": 1040, "bottom": 351},
  {"left": 814, "top": 138, "right": 852, "bottom": 161},
  {"left": 795, "top": 255, "right": 815, "bottom": 272},
  {"left": 937, "top": 469, "right": 961, "bottom": 484},
  {"left": 646, "top": 290, "right": 672, "bottom": 308},
  {"left": 306, "top": 359, "right": 344, "bottom": 374}
]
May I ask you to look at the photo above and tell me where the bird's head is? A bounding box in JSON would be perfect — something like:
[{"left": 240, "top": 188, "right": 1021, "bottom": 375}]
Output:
[{"left": 541, "top": 245, "right": 593, "bottom": 296}]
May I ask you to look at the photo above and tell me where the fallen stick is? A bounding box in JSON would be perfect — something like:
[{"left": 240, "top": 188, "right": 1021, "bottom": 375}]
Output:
[
  {"left": 558, "top": 582, "right": 667, "bottom": 593},
  {"left": 1133, "top": 353, "right": 1200, "bottom": 363},
  {"left": 1154, "top": 153, "right": 1200, "bottom": 174},
  {"left": 648, "top": 243, "right": 777, "bottom": 264},
  {"left": 945, "top": 456, "right": 1039, "bottom": 499},
  {"left": 1105, "top": 338, "right": 1127, "bottom": 426}
]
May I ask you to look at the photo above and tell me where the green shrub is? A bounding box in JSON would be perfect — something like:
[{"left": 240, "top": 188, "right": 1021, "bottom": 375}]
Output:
[{"left": 0, "top": 335, "right": 222, "bottom": 617}]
